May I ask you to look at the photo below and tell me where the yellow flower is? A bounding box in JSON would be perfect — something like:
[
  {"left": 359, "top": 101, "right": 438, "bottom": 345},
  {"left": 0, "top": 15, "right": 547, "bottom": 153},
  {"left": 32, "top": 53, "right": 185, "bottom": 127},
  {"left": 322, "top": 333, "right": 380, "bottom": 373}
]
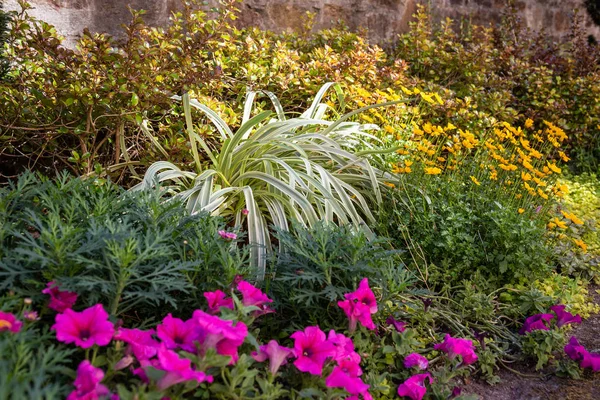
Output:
[
  {"left": 384, "top": 182, "right": 396, "bottom": 188},
  {"left": 420, "top": 92, "right": 435, "bottom": 104},
  {"left": 537, "top": 188, "right": 548, "bottom": 199},
  {"left": 521, "top": 172, "right": 532, "bottom": 181},
  {"left": 518, "top": 208, "right": 525, "bottom": 214},
  {"left": 437, "top": 157, "right": 446, "bottom": 163},
  {"left": 554, "top": 218, "right": 567, "bottom": 229},
  {"left": 425, "top": 167, "right": 442, "bottom": 175},
  {"left": 547, "top": 162, "right": 562, "bottom": 174},
  {"left": 523, "top": 160, "right": 534, "bottom": 170},
  {"left": 433, "top": 93, "right": 444, "bottom": 105},
  {"left": 561, "top": 211, "right": 584, "bottom": 225},
  {"left": 384, "top": 125, "right": 395, "bottom": 134},
  {"left": 558, "top": 151, "right": 570, "bottom": 162},
  {"left": 574, "top": 239, "right": 588, "bottom": 252},
  {"left": 525, "top": 118, "right": 534, "bottom": 128},
  {"left": 470, "top": 176, "right": 481, "bottom": 185}
]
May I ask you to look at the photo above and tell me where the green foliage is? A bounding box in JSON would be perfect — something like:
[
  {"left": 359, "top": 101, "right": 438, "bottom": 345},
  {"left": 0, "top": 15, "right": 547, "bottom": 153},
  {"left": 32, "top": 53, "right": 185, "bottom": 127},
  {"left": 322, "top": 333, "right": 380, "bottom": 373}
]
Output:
[
  {"left": 521, "top": 329, "right": 565, "bottom": 370},
  {"left": 135, "top": 86, "right": 396, "bottom": 278},
  {"left": 0, "top": 173, "right": 247, "bottom": 319},
  {"left": 0, "top": 305, "right": 75, "bottom": 399},
  {"left": 377, "top": 181, "right": 554, "bottom": 288},
  {"left": 267, "top": 222, "right": 409, "bottom": 333}
]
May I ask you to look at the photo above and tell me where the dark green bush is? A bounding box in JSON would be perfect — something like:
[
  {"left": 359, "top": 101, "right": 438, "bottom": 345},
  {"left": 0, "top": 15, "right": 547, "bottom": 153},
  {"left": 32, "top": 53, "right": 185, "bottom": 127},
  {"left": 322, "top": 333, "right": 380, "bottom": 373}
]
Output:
[
  {"left": 0, "top": 0, "right": 8, "bottom": 79},
  {"left": 0, "top": 173, "right": 248, "bottom": 320}
]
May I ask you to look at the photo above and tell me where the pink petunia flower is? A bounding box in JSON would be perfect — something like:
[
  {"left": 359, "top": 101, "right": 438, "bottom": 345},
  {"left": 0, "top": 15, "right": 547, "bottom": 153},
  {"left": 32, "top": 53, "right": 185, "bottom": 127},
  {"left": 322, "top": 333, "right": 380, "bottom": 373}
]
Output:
[
  {"left": 204, "top": 290, "right": 234, "bottom": 314},
  {"left": 386, "top": 316, "right": 407, "bottom": 333},
  {"left": 66, "top": 360, "right": 110, "bottom": 400},
  {"left": 338, "top": 278, "right": 378, "bottom": 332},
  {"left": 519, "top": 313, "right": 554, "bottom": 334},
  {"left": 236, "top": 280, "right": 274, "bottom": 315},
  {"left": 157, "top": 314, "right": 200, "bottom": 353},
  {"left": 42, "top": 281, "right": 78, "bottom": 312},
  {"left": 0, "top": 311, "right": 23, "bottom": 333},
  {"left": 550, "top": 305, "right": 582, "bottom": 328},
  {"left": 581, "top": 352, "right": 600, "bottom": 371},
  {"left": 251, "top": 340, "right": 294, "bottom": 375},
  {"left": 218, "top": 230, "right": 237, "bottom": 240},
  {"left": 192, "top": 309, "right": 248, "bottom": 362},
  {"left": 290, "top": 326, "right": 337, "bottom": 376},
  {"left": 23, "top": 310, "right": 39, "bottom": 321},
  {"left": 325, "top": 359, "right": 370, "bottom": 397},
  {"left": 154, "top": 344, "right": 213, "bottom": 390},
  {"left": 403, "top": 353, "right": 429, "bottom": 370},
  {"left": 397, "top": 373, "right": 432, "bottom": 400},
  {"left": 328, "top": 330, "right": 361, "bottom": 363},
  {"left": 52, "top": 304, "right": 114, "bottom": 349},
  {"left": 434, "top": 334, "right": 478, "bottom": 365},
  {"left": 114, "top": 328, "right": 159, "bottom": 360},
  {"left": 565, "top": 336, "right": 588, "bottom": 362}
]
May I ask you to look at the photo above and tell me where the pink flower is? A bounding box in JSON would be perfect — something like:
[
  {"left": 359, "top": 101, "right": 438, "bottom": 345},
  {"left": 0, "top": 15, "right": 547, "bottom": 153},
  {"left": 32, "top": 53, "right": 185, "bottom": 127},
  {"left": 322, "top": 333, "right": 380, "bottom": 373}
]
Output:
[
  {"left": 114, "top": 355, "right": 135, "bottom": 371},
  {"left": 581, "top": 352, "right": 600, "bottom": 371},
  {"left": 251, "top": 340, "right": 294, "bottom": 375},
  {"left": 66, "top": 360, "right": 110, "bottom": 400},
  {"left": 397, "top": 373, "right": 432, "bottom": 400},
  {"left": 236, "top": 280, "right": 274, "bottom": 315},
  {"left": 404, "top": 353, "right": 429, "bottom": 370},
  {"left": 241, "top": 209, "right": 249, "bottom": 216},
  {"left": 325, "top": 359, "right": 370, "bottom": 397},
  {"left": 434, "top": 334, "right": 478, "bottom": 365},
  {"left": 386, "top": 316, "right": 407, "bottom": 333},
  {"left": 290, "top": 326, "right": 337, "bottom": 375},
  {"left": 23, "top": 310, "right": 39, "bottom": 321},
  {"left": 565, "top": 336, "right": 588, "bottom": 362},
  {"left": 338, "top": 278, "right": 378, "bottom": 332},
  {"left": 218, "top": 230, "right": 237, "bottom": 240},
  {"left": 0, "top": 311, "right": 22, "bottom": 333},
  {"left": 154, "top": 344, "right": 213, "bottom": 390},
  {"left": 204, "top": 290, "right": 234, "bottom": 314},
  {"left": 192, "top": 309, "right": 248, "bottom": 362},
  {"left": 550, "top": 305, "right": 582, "bottom": 328},
  {"left": 157, "top": 314, "right": 200, "bottom": 353},
  {"left": 328, "top": 330, "right": 360, "bottom": 363},
  {"left": 114, "top": 328, "right": 159, "bottom": 360},
  {"left": 519, "top": 313, "right": 554, "bottom": 334},
  {"left": 42, "top": 281, "right": 78, "bottom": 312},
  {"left": 52, "top": 304, "right": 114, "bottom": 349}
]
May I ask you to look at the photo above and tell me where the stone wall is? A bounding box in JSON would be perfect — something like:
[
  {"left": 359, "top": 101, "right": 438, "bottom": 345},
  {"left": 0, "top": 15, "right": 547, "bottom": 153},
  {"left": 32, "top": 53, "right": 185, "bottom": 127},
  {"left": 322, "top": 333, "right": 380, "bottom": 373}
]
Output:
[{"left": 5, "top": 0, "right": 600, "bottom": 48}]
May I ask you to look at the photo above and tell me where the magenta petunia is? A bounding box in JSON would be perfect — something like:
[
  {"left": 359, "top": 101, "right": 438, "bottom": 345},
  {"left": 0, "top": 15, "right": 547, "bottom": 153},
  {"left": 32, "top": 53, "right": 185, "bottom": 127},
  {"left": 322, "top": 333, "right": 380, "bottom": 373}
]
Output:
[
  {"left": 42, "top": 281, "right": 78, "bottom": 312},
  {"left": 325, "top": 359, "right": 370, "bottom": 397},
  {"left": 404, "top": 353, "right": 429, "bottom": 370},
  {"left": 192, "top": 309, "right": 248, "bottom": 362},
  {"left": 550, "top": 305, "right": 582, "bottom": 328},
  {"left": 236, "top": 280, "right": 274, "bottom": 316},
  {"left": 0, "top": 311, "right": 23, "bottom": 333},
  {"left": 338, "top": 278, "right": 378, "bottom": 332},
  {"left": 565, "top": 336, "right": 588, "bottom": 362},
  {"left": 114, "top": 328, "right": 159, "bottom": 361},
  {"left": 52, "top": 304, "right": 114, "bottom": 349},
  {"left": 519, "top": 313, "right": 554, "bottom": 334},
  {"left": 204, "top": 290, "right": 234, "bottom": 314},
  {"left": 386, "top": 316, "right": 407, "bottom": 333},
  {"left": 581, "top": 352, "right": 600, "bottom": 371},
  {"left": 66, "top": 360, "right": 110, "bottom": 400},
  {"left": 218, "top": 230, "right": 237, "bottom": 240},
  {"left": 156, "top": 314, "right": 200, "bottom": 353},
  {"left": 154, "top": 344, "right": 213, "bottom": 390},
  {"left": 434, "top": 334, "right": 478, "bottom": 365},
  {"left": 328, "top": 330, "right": 361, "bottom": 363},
  {"left": 290, "top": 326, "right": 337, "bottom": 376},
  {"left": 397, "top": 373, "right": 432, "bottom": 400},
  {"left": 251, "top": 340, "right": 294, "bottom": 375}
]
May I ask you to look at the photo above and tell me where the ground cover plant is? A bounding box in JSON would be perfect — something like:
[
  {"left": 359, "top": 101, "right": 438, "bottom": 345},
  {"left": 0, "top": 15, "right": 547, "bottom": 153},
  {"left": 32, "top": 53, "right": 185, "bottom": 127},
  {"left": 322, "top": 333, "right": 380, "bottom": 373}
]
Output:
[{"left": 1, "top": 0, "right": 600, "bottom": 399}]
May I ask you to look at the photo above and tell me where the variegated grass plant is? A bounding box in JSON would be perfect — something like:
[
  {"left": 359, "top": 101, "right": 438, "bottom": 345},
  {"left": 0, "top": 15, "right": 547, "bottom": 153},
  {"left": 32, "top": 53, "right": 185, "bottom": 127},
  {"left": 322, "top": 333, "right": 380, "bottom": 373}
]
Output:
[{"left": 133, "top": 83, "right": 407, "bottom": 279}]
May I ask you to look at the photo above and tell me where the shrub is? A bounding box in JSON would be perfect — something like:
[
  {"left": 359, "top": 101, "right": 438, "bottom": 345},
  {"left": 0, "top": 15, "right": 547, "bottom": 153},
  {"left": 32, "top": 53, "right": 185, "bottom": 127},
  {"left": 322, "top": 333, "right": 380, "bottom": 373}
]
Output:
[
  {"left": 0, "top": 0, "right": 9, "bottom": 79},
  {"left": 0, "top": 173, "right": 248, "bottom": 319}
]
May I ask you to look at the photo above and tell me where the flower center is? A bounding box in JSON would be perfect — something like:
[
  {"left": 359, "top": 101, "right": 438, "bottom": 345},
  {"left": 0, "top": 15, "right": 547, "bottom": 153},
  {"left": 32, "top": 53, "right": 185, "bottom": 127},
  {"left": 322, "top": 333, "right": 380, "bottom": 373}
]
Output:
[
  {"left": 0, "top": 320, "right": 12, "bottom": 330},
  {"left": 302, "top": 349, "right": 313, "bottom": 357},
  {"left": 79, "top": 328, "right": 91, "bottom": 340},
  {"left": 174, "top": 335, "right": 184, "bottom": 345}
]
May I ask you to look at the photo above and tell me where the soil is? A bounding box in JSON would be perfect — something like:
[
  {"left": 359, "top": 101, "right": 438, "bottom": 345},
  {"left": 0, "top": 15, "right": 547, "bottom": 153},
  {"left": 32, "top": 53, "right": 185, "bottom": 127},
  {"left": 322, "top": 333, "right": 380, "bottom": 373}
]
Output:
[{"left": 464, "top": 288, "right": 600, "bottom": 400}]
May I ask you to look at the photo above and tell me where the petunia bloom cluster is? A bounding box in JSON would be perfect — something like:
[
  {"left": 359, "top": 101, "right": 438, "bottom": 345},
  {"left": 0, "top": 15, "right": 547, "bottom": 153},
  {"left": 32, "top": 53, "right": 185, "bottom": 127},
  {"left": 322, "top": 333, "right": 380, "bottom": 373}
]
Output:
[
  {"left": 520, "top": 304, "right": 581, "bottom": 334},
  {"left": 565, "top": 336, "right": 600, "bottom": 371}
]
